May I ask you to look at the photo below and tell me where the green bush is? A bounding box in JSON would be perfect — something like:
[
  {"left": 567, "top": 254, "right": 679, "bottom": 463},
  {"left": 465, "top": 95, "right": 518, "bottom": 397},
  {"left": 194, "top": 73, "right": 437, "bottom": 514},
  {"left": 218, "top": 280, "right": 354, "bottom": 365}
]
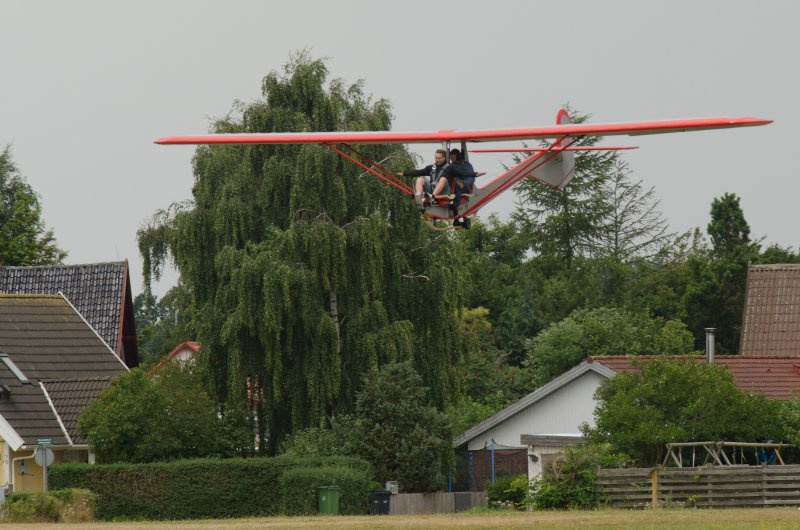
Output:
[
  {"left": 49, "top": 456, "right": 372, "bottom": 520},
  {"left": 280, "top": 465, "right": 372, "bottom": 515},
  {"left": 486, "top": 473, "right": 528, "bottom": 510},
  {"left": 0, "top": 488, "right": 96, "bottom": 523},
  {"left": 525, "top": 444, "right": 630, "bottom": 510}
]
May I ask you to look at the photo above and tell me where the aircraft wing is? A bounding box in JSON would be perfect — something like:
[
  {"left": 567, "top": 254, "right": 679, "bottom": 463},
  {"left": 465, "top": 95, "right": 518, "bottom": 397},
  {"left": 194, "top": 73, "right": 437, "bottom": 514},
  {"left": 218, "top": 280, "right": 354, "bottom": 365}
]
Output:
[{"left": 155, "top": 117, "right": 771, "bottom": 146}]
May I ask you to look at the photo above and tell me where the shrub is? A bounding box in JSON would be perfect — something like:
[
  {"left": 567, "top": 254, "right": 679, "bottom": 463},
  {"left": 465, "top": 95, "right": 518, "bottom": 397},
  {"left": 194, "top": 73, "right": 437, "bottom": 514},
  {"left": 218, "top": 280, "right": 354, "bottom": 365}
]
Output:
[
  {"left": 78, "top": 365, "right": 233, "bottom": 463},
  {"left": 278, "top": 415, "right": 357, "bottom": 457},
  {"left": 355, "top": 362, "right": 452, "bottom": 493},
  {"left": 525, "top": 444, "right": 630, "bottom": 510},
  {"left": 486, "top": 473, "right": 528, "bottom": 510},
  {"left": 49, "top": 455, "right": 372, "bottom": 520},
  {"left": 280, "top": 465, "right": 372, "bottom": 515},
  {"left": 0, "top": 489, "right": 96, "bottom": 523}
]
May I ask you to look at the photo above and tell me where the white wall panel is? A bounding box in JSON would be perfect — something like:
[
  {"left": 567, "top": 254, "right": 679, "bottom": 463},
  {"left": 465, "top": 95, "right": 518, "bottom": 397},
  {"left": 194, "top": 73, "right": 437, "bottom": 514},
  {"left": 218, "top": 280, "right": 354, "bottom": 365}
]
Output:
[{"left": 466, "top": 371, "right": 605, "bottom": 450}]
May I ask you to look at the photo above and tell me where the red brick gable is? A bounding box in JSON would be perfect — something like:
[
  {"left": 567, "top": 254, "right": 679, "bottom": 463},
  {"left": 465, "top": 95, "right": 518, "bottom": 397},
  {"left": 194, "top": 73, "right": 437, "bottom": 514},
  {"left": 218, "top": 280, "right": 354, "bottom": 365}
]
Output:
[{"left": 588, "top": 355, "right": 800, "bottom": 400}]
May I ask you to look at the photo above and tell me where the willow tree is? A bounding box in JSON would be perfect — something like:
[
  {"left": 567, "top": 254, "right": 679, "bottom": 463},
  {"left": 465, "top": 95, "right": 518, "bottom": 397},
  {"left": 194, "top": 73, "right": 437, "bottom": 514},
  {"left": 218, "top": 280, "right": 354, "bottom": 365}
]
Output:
[{"left": 139, "top": 53, "right": 465, "bottom": 453}]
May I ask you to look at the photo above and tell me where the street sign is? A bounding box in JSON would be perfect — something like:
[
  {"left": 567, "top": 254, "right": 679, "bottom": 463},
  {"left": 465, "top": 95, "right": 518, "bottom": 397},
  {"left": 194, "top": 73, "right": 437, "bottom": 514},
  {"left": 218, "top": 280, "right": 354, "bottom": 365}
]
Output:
[
  {"left": 35, "top": 437, "right": 53, "bottom": 445},
  {"left": 34, "top": 446, "right": 54, "bottom": 467}
]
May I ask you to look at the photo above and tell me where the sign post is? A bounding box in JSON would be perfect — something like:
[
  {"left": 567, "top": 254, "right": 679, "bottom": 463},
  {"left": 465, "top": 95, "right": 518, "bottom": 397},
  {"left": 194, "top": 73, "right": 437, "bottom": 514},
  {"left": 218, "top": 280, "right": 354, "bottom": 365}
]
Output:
[{"left": 34, "top": 438, "right": 54, "bottom": 492}]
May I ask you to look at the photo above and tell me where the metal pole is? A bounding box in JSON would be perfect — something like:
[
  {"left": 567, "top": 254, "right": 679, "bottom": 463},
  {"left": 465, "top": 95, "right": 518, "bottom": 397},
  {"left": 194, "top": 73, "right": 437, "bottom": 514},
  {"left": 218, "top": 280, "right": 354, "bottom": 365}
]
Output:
[
  {"left": 705, "top": 328, "right": 716, "bottom": 364},
  {"left": 484, "top": 441, "right": 489, "bottom": 486},
  {"left": 468, "top": 451, "right": 474, "bottom": 492},
  {"left": 491, "top": 439, "right": 496, "bottom": 483}
]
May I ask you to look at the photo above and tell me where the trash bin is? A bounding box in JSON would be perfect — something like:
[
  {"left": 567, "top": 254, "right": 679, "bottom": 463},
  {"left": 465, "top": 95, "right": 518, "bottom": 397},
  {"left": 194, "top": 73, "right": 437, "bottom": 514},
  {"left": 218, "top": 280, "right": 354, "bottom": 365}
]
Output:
[
  {"left": 370, "top": 490, "right": 391, "bottom": 515},
  {"left": 318, "top": 485, "right": 340, "bottom": 515}
]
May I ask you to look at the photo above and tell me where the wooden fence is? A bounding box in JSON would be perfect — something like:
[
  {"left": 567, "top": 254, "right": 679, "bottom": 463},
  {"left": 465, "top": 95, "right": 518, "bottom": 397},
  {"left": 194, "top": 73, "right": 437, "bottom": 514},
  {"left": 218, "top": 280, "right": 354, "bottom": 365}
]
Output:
[
  {"left": 596, "top": 465, "right": 800, "bottom": 508},
  {"left": 388, "top": 491, "right": 487, "bottom": 515}
]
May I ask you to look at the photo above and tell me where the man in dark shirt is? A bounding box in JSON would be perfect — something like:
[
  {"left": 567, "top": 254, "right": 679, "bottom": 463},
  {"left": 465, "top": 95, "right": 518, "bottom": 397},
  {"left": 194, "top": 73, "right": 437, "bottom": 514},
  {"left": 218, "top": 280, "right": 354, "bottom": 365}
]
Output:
[
  {"left": 396, "top": 149, "right": 450, "bottom": 210},
  {"left": 435, "top": 149, "right": 484, "bottom": 216}
]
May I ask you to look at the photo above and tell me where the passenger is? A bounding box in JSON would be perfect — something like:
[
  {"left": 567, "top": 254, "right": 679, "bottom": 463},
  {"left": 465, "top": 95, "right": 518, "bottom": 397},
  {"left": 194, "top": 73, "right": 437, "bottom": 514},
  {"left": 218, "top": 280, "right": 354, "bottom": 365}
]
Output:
[
  {"left": 434, "top": 149, "right": 485, "bottom": 216},
  {"left": 396, "top": 149, "right": 450, "bottom": 210}
]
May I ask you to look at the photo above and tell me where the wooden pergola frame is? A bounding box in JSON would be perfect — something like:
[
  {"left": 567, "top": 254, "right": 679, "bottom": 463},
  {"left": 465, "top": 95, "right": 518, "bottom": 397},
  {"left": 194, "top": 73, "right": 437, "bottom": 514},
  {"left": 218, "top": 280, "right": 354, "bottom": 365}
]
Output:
[{"left": 663, "top": 441, "right": 792, "bottom": 467}]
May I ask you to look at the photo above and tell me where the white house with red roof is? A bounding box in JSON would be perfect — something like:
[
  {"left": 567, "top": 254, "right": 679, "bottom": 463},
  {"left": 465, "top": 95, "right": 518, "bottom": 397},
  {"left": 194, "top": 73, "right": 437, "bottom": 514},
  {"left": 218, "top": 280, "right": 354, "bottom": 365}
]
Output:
[
  {"left": 455, "top": 354, "right": 800, "bottom": 486},
  {"left": 155, "top": 341, "right": 200, "bottom": 369},
  {"left": 456, "top": 263, "right": 800, "bottom": 487}
]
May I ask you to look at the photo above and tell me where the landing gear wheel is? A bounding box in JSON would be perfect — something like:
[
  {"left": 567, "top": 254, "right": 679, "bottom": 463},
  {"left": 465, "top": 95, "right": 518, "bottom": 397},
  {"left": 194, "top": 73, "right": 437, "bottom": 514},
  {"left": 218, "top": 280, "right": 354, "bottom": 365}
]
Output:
[{"left": 461, "top": 217, "right": 472, "bottom": 229}]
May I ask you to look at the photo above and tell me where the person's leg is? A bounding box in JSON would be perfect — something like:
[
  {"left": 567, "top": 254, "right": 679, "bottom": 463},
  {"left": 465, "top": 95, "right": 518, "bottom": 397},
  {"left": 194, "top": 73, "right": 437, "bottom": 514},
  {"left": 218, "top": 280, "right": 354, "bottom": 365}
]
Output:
[
  {"left": 432, "top": 177, "right": 448, "bottom": 196},
  {"left": 414, "top": 177, "right": 426, "bottom": 208},
  {"left": 451, "top": 179, "right": 465, "bottom": 215}
]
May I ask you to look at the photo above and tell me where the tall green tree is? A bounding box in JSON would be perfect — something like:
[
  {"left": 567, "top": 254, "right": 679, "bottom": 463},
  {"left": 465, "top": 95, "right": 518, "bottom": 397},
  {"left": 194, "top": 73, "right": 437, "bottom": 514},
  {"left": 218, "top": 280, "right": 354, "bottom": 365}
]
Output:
[
  {"left": 512, "top": 109, "right": 616, "bottom": 268},
  {"left": 684, "top": 193, "right": 757, "bottom": 353},
  {"left": 355, "top": 362, "right": 452, "bottom": 492},
  {"left": 0, "top": 145, "right": 66, "bottom": 265},
  {"left": 138, "top": 53, "right": 465, "bottom": 453},
  {"left": 707, "top": 192, "right": 753, "bottom": 260},
  {"left": 601, "top": 159, "right": 673, "bottom": 261}
]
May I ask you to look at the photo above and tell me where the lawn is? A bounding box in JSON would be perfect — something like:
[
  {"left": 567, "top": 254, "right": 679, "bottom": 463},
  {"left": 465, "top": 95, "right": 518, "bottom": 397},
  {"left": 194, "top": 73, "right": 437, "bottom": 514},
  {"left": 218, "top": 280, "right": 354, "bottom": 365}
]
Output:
[{"left": 2, "top": 508, "right": 800, "bottom": 529}]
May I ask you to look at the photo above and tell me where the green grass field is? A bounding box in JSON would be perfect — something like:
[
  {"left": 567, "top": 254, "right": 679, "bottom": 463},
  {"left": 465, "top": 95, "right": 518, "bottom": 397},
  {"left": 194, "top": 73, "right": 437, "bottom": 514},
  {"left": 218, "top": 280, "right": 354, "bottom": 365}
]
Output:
[{"left": 3, "top": 508, "right": 800, "bottom": 529}]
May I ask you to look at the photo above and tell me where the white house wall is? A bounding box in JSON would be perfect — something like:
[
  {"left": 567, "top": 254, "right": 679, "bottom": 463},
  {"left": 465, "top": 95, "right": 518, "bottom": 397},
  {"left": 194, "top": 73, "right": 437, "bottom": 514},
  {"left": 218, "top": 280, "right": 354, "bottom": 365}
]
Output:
[{"left": 466, "top": 371, "right": 605, "bottom": 450}]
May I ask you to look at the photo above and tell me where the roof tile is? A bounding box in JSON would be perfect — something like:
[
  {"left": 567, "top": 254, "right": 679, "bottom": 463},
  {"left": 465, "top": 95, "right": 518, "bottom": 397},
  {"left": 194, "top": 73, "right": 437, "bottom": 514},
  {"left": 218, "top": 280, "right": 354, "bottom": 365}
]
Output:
[
  {"left": 0, "top": 262, "right": 127, "bottom": 352},
  {"left": 590, "top": 355, "right": 800, "bottom": 400},
  {"left": 741, "top": 264, "right": 800, "bottom": 357}
]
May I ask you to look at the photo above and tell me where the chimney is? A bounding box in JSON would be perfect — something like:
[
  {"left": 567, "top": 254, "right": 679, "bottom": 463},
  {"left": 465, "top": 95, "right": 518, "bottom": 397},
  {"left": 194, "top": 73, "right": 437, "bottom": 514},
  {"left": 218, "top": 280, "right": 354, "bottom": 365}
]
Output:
[{"left": 705, "top": 328, "right": 716, "bottom": 364}]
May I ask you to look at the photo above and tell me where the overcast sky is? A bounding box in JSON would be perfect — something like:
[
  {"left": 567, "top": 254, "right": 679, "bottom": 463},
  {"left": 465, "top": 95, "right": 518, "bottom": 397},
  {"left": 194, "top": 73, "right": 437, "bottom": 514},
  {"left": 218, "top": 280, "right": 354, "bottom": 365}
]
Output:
[{"left": 2, "top": 1, "right": 797, "bottom": 297}]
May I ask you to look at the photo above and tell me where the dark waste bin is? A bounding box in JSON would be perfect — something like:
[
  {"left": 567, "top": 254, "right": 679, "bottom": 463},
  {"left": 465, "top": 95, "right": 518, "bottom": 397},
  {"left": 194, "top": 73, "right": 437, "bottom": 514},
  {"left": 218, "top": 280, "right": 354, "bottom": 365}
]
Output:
[
  {"left": 318, "top": 485, "right": 340, "bottom": 515},
  {"left": 370, "top": 490, "right": 391, "bottom": 515}
]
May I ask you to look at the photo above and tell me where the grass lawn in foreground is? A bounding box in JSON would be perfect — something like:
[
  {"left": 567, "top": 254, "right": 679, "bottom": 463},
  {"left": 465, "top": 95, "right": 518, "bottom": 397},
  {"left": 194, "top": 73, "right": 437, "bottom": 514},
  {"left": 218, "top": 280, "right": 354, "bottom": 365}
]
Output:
[{"left": 1, "top": 507, "right": 800, "bottom": 529}]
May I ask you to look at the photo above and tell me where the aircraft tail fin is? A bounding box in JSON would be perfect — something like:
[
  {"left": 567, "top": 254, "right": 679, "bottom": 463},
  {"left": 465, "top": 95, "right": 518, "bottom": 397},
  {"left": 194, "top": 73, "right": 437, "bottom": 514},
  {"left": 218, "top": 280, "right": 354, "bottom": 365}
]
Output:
[{"left": 530, "top": 109, "right": 577, "bottom": 189}]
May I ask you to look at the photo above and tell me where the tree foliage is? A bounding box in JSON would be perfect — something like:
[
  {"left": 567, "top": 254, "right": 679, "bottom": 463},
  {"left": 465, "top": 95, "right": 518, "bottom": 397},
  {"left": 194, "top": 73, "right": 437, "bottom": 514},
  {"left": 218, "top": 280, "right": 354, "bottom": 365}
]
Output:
[
  {"left": 138, "top": 53, "right": 465, "bottom": 453},
  {"left": 513, "top": 109, "right": 617, "bottom": 267},
  {"left": 354, "top": 362, "right": 452, "bottom": 492},
  {"left": 526, "top": 307, "right": 694, "bottom": 385},
  {"left": 278, "top": 414, "right": 357, "bottom": 458},
  {"left": 586, "top": 358, "right": 784, "bottom": 465},
  {"left": 133, "top": 289, "right": 189, "bottom": 366},
  {"left": 78, "top": 364, "right": 237, "bottom": 463},
  {"left": 601, "top": 159, "right": 673, "bottom": 261},
  {"left": 684, "top": 193, "right": 759, "bottom": 352},
  {"left": 0, "top": 145, "right": 66, "bottom": 265}
]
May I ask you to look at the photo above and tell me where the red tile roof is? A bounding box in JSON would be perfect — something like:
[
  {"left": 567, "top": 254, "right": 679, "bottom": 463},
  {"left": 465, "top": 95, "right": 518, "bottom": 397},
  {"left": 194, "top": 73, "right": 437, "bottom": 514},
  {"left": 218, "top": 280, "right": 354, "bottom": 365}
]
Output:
[
  {"left": 740, "top": 264, "right": 800, "bottom": 357},
  {"left": 154, "top": 341, "right": 200, "bottom": 369},
  {"left": 588, "top": 355, "right": 800, "bottom": 400}
]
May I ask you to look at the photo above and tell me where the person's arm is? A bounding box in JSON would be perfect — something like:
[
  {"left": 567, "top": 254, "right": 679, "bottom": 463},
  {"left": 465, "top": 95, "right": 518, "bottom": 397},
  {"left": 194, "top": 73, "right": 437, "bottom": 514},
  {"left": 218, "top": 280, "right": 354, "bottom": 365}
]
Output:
[
  {"left": 397, "top": 165, "right": 432, "bottom": 177},
  {"left": 446, "top": 165, "right": 479, "bottom": 178}
]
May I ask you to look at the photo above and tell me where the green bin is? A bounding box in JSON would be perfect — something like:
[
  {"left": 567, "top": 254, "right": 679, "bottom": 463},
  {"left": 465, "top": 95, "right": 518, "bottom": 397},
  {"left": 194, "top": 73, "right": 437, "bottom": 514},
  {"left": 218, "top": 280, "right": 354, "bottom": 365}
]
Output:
[{"left": 318, "top": 485, "right": 340, "bottom": 515}]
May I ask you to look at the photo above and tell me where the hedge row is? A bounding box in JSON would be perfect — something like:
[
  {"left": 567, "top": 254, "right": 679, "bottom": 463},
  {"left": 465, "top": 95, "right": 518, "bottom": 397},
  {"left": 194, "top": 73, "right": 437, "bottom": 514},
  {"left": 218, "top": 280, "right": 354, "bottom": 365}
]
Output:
[
  {"left": 281, "top": 466, "right": 372, "bottom": 515},
  {"left": 49, "top": 455, "right": 372, "bottom": 520}
]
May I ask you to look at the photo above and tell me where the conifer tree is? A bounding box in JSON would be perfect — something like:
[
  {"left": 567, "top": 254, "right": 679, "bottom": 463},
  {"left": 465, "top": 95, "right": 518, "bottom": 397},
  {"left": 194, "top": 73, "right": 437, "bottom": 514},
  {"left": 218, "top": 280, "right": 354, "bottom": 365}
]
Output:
[
  {"left": 138, "top": 53, "right": 465, "bottom": 452},
  {"left": 0, "top": 146, "right": 66, "bottom": 265}
]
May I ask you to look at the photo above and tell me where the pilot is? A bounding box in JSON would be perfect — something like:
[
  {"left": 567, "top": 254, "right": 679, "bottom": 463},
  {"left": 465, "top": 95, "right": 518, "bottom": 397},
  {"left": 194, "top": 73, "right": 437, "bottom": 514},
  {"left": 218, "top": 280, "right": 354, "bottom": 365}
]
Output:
[{"left": 396, "top": 149, "right": 450, "bottom": 210}]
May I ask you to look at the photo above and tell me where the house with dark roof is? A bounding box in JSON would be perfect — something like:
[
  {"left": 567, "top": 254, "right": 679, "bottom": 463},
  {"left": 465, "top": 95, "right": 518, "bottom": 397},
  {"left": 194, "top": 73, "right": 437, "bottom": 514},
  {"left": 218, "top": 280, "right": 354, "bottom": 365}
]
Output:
[
  {"left": 0, "top": 294, "right": 127, "bottom": 493},
  {"left": 741, "top": 264, "right": 800, "bottom": 357},
  {"left": 0, "top": 261, "right": 139, "bottom": 367},
  {"left": 455, "top": 355, "right": 800, "bottom": 489}
]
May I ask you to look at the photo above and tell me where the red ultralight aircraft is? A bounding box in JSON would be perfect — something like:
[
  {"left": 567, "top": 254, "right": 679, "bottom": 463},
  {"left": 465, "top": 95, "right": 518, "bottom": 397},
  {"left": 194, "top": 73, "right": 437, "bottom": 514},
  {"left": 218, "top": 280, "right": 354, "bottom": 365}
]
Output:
[{"left": 156, "top": 109, "right": 771, "bottom": 229}]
